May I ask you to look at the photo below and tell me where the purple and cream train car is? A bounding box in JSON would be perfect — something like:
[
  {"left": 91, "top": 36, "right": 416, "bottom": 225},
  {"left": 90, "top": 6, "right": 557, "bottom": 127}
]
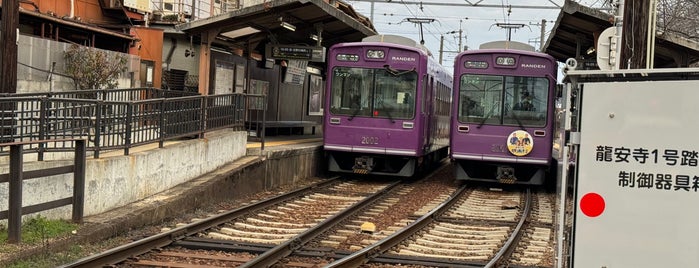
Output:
[
  {"left": 450, "top": 41, "right": 558, "bottom": 185},
  {"left": 323, "top": 35, "right": 453, "bottom": 177}
]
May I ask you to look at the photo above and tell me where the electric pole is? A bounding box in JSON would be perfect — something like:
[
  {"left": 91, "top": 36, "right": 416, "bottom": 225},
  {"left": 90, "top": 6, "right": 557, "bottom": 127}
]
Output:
[
  {"left": 1, "top": 0, "right": 19, "bottom": 93},
  {"left": 1, "top": 0, "right": 19, "bottom": 143},
  {"left": 620, "top": 0, "right": 651, "bottom": 69},
  {"left": 439, "top": 35, "right": 444, "bottom": 64},
  {"left": 439, "top": 29, "right": 463, "bottom": 65},
  {"left": 529, "top": 19, "right": 547, "bottom": 51}
]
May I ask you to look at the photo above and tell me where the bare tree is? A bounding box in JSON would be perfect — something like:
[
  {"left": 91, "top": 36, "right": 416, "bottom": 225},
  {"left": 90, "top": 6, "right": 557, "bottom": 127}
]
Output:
[
  {"left": 63, "top": 44, "right": 129, "bottom": 90},
  {"left": 658, "top": 0, "right": 699, "bottom": 40}
]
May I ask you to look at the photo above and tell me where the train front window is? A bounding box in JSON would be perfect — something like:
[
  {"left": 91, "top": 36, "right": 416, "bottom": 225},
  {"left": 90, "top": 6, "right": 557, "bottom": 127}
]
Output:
[
  {"left": 458, "top": 74, "right": 548, "bottom": 127},
  {"left": 503, "top": 76, "right": 548, "bottom": 127},
  {"left": 329, "top": 66, "right": 417, "bottom": 119},
  {"left": 458, "top": 75, "right": 502, "bottom": 125}
]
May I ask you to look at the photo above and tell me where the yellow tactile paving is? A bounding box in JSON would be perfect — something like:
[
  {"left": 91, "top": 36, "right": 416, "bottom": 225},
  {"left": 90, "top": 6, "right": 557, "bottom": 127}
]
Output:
[{"left": 246, "top": 138, "right": 322, "bottom": 148}]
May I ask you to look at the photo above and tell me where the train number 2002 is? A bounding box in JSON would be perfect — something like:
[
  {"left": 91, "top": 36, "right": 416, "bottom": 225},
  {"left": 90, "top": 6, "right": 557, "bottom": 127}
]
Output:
[{"left": 361, "top": 136, "right": 379, "bottom": 145}]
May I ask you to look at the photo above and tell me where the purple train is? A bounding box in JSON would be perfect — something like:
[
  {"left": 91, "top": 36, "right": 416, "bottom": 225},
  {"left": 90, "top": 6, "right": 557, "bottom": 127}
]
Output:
[
  {"left": 323, "top": 35, "right": 453, "bottom": 177},
  {"left": 450, "top": 42, "right": 558, "bottom": 185}
]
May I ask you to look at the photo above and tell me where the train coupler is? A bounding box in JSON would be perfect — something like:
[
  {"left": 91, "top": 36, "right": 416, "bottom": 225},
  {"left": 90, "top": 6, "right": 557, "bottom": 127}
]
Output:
[
  {"left": 497, "top": 166, "right": 516, "bottom": 184},
  {"left": 353, "top": 156, "right": 374, "bottom": 174}
]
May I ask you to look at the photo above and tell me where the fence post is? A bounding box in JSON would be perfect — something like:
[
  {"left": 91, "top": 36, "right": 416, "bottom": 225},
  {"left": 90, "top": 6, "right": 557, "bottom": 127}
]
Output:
[
  {"left": 72, "top": 139, "right": 85, "bottom": 223},
  {"left": 38, "top": 97, "right": 47, "bottom": 161},
  {"left": 159, "top": 99, "right": 165, "bottom": 148},
  {"left": 199, "top": 97, "right": 206, "bottom": 138},
  {"left": 8, "top": 144, "right": 24, "bottom": 244},
  {"left": 236, "top": 94, "right": 244, "bottom": 126},
  {"left": 124, "top": 103, "right": 133, "bottom": 155},
  {"left": 93, "top": 101, "right": 102, "bottom": 158}
]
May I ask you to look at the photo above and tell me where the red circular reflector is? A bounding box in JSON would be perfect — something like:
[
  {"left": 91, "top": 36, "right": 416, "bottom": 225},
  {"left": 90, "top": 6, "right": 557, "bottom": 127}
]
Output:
[
  {"left": 373, "top": 110, "right": 379, "bottom": 116},
  {"left": 580, "top": 192, "right": 605, "bottom": 217}
]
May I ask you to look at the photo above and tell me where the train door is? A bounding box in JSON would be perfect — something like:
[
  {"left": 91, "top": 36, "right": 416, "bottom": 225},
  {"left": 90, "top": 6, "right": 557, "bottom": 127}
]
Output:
[{"left": 423, "top": 75, "right": 434, "bottom": 153}]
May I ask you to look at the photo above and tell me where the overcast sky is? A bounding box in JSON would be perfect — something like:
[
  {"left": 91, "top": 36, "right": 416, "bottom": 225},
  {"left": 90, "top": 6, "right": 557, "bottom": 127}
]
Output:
[{"left": 344, "top": 0, "right": 611, "bottom": 67}]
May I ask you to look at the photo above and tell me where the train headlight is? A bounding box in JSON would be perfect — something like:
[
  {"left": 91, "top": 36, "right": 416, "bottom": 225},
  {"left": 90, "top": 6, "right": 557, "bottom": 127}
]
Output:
[
  {"left": 496, "top": 56, "right": 516, "bottom": 66},
  {"left": 366, "top": 50, "right": 385, "bottom": 59},
  {"left": 336, "top": 54, "right": 359, "bottom": 62}
]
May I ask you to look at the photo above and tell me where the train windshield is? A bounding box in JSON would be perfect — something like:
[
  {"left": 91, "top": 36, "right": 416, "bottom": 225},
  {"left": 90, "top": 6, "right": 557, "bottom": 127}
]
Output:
[
  {"left": 458, "top": 74, "right": 549, "bottom": 127},
  {"left": 329, "top": 66, "right": 417, "bottom": 120}
]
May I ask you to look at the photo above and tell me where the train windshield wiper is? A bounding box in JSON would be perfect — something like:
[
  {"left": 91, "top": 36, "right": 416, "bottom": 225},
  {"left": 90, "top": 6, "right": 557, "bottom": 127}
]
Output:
[
  {"left": 510, "top": 110, "right": 526, "bottom": 130},
  {"left": 384, "top": 65, "right": 415, "bottom": 76},
  {"left": 378, "top": 102, "right": 396, "bottom": 123},
  {"left": 347, "top": 107, "right": 361, "bottom": 121},
  {"left": 477, "top": 105, "right": 497, "bottom": 129}
]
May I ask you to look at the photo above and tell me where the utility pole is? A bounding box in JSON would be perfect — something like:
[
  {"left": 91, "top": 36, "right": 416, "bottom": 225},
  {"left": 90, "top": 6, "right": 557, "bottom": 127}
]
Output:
[
  {"left": 1, "top": 0, "right": 19, "bottom": 93},
  {"left": 442, "top": 18, "right": 467, "bottom": 56},
  {"left": 445, "top": 30, "right": 463, "bottom": 50},
  {"left": 439, "top": 29, "right": 463, "bottom": 65},
  {"left": 620, "top": 0, "right": 650, "bottom": 69},
  {"left": 458, "top": 29, "right": 463, "bottom": 52},
  {"left": 1, "top": 0, "right": 19, "bottom": 143},
  {"left": 529, "top": 19, "right": 547, "bottom": 51},
  {"left": 439, "top": 35, "right": 444, "bottom": 64}
]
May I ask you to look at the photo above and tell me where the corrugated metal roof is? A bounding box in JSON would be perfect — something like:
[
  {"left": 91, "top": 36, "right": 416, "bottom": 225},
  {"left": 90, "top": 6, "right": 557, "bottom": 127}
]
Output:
[
  {"left": 176, "top": 0, "right": 377, "bottom": 51},
  {"left": 543, "top": 0, "right": 699, "bottom": 68}
]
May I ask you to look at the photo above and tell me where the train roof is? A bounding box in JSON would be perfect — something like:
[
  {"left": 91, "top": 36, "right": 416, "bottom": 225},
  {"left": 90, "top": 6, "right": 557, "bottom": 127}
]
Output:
[
  {"left": 360, "top": 34, "right": 433, "bottom": 56},
  {"left": 479, "top": 41, "right": 535, "bottom": 51},
  {"left": 458, "top": 45, "right": 555, "bottom": 61}
]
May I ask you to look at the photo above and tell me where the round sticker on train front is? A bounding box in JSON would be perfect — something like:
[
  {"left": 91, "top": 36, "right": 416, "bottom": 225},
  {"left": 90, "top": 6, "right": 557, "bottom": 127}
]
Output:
[{"left": 506, "top": 130, "right": 534, "bottom": 156}]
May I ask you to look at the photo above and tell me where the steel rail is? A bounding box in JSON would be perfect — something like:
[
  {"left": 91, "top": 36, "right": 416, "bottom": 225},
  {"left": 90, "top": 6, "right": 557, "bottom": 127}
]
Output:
[
  {"left": 324, "top": 183, "right": 469, "bottom": 268},
  {"left": 239, "top": 180, "right": 403, "bottom": 268},
  {"left": 59, "top": 177, "right": 342, "bottom": 268},
  {"left": 484, "top": 188, "right": 533, "bottom": 268}
]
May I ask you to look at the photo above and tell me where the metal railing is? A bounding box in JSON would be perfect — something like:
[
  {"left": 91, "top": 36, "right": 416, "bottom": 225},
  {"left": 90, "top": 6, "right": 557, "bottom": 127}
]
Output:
[{"left": 0, "top": 88, "right": 260, "bottom": 159}]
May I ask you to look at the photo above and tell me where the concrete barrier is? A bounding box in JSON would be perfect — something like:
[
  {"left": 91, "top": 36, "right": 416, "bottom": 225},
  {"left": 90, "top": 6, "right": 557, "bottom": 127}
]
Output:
[{"left": 0, "top": 129, "right": 247, "bottom": 222}]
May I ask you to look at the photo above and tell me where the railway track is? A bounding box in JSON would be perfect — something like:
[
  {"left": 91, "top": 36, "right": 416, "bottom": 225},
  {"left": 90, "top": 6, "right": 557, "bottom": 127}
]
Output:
[
  {"left": 61, "top": 177, "right": 399, "bottom": 267},
  {"left": 509, "top": 192, "right": 556, "bottom": 267},
  {"left": 317, "top": 186, "right": 532, "bottom": 268},
  {"left": 61, "top": 165, "right": 556, "bottom": 268}
]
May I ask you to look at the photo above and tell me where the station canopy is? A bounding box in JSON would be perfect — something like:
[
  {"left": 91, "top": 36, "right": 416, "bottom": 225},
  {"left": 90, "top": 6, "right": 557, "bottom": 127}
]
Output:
[
  {"left": 543, "top": 0, "right": 699, "bottom": 68},
  {"left": 176, "top": 0, "right": 378, "bottom": 53}
]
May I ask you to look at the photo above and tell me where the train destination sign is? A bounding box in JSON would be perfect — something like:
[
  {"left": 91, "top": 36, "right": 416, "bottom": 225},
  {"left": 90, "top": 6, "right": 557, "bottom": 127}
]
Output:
[
  {"left": 572, "top": 79, "right": 699, "bottom": 268},
  {"left": 265, "top": 44, "right": 326, "bottom": 62}
]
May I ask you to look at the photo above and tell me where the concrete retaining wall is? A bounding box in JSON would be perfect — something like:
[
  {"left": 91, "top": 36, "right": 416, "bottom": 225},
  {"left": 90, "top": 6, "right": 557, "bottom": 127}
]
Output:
[
  {"left": 0, "top": 129, "right": 248, "bottom": 222},
  {"left": 81, "top": 141, "right": 325, "bottom": 234}
]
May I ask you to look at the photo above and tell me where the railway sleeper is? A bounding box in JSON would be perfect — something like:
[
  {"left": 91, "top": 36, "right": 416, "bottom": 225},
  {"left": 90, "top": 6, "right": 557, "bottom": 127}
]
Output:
[
  {"left": 393, "top": 248, "right": 490, "bottom": 260},
  {"left": 401, "top": 243, "right": 495, "bottom": 255}
]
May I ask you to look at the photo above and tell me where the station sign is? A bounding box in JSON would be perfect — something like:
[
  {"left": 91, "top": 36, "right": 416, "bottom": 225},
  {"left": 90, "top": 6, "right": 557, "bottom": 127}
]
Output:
[
  {"left": 572, "top": 79, "right": 699, "bottom": 267},
  {"left": 265, "top": 44, "right": 326, "bottom": 62}
]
